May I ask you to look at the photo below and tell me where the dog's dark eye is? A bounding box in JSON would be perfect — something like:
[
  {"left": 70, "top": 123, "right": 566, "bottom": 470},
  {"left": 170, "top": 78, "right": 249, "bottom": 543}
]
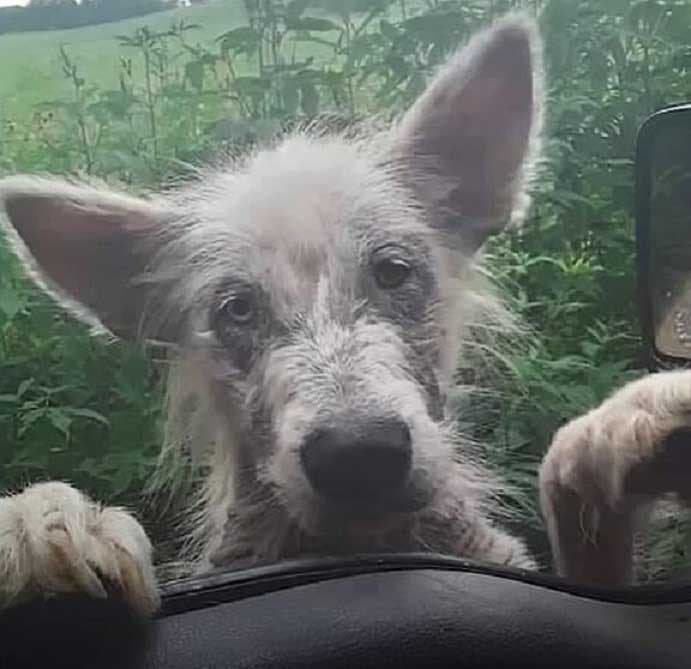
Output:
[
  {"left": 373, "top": 258, "right": 412, "bottom": 290},
  {"left": 215, "top": 292, "right": 256, "bottom": 327}
]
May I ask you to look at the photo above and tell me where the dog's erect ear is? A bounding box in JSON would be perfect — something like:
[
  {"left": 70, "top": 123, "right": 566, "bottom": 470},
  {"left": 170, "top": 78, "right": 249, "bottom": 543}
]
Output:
[
  {"left": 393, "top": 14, "right": 543, "bottom": 251},
  {"left": 0, "top": 176, "right": 173, "bottom": 341}
]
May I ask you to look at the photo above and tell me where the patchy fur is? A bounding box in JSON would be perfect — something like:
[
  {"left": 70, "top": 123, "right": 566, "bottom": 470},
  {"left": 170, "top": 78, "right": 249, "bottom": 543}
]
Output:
[{"left": 11, "top": 12, "right": 680, "bottom": 617}]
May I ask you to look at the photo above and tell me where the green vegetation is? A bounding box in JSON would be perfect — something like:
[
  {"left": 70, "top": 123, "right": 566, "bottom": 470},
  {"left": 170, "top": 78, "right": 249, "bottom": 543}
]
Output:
[
  {"left": 0, "top": 0, "right": 689, "bottom": 575},
  {"left": 0, "top": 1, "right": 247, "bottom": 118}
]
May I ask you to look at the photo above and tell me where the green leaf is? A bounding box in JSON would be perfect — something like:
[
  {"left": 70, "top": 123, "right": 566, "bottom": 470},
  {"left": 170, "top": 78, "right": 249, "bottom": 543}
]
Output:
[
  {"left": 63, "top": 407, "right": 111, "bottom": 427},
  {"left": 285, "top": 17, "right": 341, "bottom": 32},
  {"left": 233, "top": 76, "right": 272, "bottom": 97},
  {"left": 47, "top": 409, "right": 72, "bottom": 438},
  {"left": 109, "top": 466, "right": 134, "bottom": 496},
  {"left": 379, "top": 19, "right": 401, "bottom": 43},
  {"left": 185, "top": 61, "right": 205, "bottom": 92},
  {"left": 285, "top": 0, "right": 311, "bottom": 19},
  {"left": 216, "top": 27, "right": 260, "bottom": 59},
  {"left": 0, "top": 285, "right": 23, "bottom": 320},
  {"left": 16, "top": 379, "right": 34, "bottom": 400},
  {"left": 18, "top": 409, "right": 45, "bottom": 438},
  {"left": 300, "top": 82, "right": 320, "bottom": 116},
  {"left": 281, "top": 77, "right": 300, "bottom": 116},
  {"left": 289, "top": 34, "right": 339, "bottom": 48}
]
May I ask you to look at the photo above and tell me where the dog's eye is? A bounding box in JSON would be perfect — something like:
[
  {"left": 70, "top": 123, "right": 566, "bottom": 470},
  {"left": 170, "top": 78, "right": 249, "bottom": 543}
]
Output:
[
  {"left": 215, "top": 292, "right": 256, "bottom": 327},
  {"left": 373, "top": 258, "right": 412, "bottom": 290}
]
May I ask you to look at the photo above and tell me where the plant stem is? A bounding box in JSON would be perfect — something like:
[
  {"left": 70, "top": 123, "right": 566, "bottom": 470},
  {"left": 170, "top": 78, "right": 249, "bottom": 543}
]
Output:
[{"left": 143, "top": 45, "right": 159, "bottom": 164}]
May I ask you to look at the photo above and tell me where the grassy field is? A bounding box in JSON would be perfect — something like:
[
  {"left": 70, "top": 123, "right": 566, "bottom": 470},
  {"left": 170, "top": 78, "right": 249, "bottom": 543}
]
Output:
[{"left": 0, "top": 1, "right": 250, "bottom": 119}]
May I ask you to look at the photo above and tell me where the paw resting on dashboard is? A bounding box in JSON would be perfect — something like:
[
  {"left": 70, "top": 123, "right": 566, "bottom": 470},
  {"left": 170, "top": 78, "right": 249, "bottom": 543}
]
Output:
[
  {"left": 539, "top": 369, "right": 691, "bottom": 585},
  {"left": 0, "top": 481, "right": 159, "bottom": 617}
]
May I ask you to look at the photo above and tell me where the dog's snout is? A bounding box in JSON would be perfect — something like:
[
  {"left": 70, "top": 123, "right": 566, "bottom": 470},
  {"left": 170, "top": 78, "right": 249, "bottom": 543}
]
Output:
[{"left": 300, "top": 418, "right": 412, "bottom": 503}]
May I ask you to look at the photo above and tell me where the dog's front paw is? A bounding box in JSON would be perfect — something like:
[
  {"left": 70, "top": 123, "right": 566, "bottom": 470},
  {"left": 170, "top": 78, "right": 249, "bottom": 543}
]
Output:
[
  {"left": 539, "top": 370, "right": 691, "bottom": 584},
  {"left": 0, "top": 481, "right": 159, "bottom": 617}
]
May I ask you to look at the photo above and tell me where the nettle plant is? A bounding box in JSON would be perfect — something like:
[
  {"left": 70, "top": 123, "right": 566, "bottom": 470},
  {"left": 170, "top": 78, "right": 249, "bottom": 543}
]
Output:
[{"left": 2, "top": 0, "right": 691, "bottom": 576}]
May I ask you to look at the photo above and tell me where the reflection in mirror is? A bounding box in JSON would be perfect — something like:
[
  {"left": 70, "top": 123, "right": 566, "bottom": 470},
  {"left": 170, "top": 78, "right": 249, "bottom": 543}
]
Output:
[{"left": 648, "top": 113, "right": 691, "bottom": 360}]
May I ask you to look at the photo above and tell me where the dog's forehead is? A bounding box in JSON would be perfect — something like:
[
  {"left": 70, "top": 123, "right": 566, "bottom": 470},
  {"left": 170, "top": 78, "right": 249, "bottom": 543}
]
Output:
[
  {"left": 178, "top": 135, "right": 446, "bottom": 325},
  {"left": 203, "top": 137, "right": 432, "bottom": 284}
]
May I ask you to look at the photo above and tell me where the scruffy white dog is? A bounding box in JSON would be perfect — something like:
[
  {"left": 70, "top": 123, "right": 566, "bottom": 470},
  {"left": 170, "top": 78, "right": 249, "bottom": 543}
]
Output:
[{"left": 0, "top": 13, "right": 686, "bottom": 618}]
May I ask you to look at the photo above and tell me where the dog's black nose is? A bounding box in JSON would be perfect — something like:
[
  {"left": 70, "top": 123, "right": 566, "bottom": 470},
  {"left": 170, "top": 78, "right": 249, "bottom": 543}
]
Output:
[{"left": 300, "top": 418, "right": 412, "bottom": 504}]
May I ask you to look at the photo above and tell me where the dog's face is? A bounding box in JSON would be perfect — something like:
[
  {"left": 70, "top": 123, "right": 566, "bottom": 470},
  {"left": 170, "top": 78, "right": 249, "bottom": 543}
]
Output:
[
  {"left": 183, "top": 137, "right": 458, "bottom": 535},
  {"left": 0, "top": 16, "right": 542, "bottom": 541}
]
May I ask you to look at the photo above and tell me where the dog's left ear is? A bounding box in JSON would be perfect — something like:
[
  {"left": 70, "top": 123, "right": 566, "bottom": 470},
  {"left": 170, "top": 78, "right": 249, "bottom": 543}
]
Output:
[{"left": 393, "top": 13, "right": 543, "bottom": 251}]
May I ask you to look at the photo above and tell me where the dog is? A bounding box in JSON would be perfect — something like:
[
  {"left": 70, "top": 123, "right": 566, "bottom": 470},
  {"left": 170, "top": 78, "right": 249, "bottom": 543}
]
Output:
[{"left": 0, "top": 13, "right": 687, "bottom": 619}]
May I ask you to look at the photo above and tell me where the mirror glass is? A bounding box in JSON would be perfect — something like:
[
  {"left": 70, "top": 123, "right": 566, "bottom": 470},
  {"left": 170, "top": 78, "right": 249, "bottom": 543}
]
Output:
[{"left": 644, "top": 108, "right": 691, "bottom": 361}]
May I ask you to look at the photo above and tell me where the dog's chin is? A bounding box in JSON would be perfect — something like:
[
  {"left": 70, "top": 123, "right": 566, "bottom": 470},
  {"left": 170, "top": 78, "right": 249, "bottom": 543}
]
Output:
[
  {"left": 316, "top": 487, "right": 431, "bottom": 539},
  {"left": 343, "top": 514, "right": 408, "bottom": 537}
]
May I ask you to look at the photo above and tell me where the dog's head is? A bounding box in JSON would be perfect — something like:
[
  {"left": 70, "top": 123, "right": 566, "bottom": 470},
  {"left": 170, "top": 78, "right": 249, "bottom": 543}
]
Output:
[{"left": 0, "top": 15, "right": 543, "bottom": 544}]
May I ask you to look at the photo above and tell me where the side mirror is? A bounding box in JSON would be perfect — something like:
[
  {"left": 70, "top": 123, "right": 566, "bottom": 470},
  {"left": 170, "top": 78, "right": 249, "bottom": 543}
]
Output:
[{"left": 636, "top": 104, "right": 691, "bottom": 370}]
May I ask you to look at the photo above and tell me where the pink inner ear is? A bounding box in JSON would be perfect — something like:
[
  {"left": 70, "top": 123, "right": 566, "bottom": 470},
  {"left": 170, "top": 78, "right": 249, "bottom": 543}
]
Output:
[
  {"left": 398, "top": 21, "right": 537, "bottom": 245},
  {"left": 5, "top": 193, "right": 160, "bottom": 339}
]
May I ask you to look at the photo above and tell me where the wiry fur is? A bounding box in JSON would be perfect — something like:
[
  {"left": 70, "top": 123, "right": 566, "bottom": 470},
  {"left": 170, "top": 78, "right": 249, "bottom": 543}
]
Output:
[
  {"left": 146, "top": 136, "right": 532, "bottom": 576},
  {"left": 9, "top": 13, "right": 688, "bottom": 617},
  {"left": 146, "top": 127, "right": 538, "bottom": 573},
  {"left": 142, "top": 14, "right": 546, "bottom": 572}
]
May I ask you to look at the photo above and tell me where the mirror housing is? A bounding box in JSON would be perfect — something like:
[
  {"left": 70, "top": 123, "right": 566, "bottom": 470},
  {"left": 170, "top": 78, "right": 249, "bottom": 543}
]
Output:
[{"left": 636, "top": 103, "right": 691, "bottom": 371}]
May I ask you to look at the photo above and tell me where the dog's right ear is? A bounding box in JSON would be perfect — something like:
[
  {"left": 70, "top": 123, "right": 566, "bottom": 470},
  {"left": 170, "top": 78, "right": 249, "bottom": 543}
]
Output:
[{"left": 0, "top": 176, "right": 174, "bottom": 342}]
